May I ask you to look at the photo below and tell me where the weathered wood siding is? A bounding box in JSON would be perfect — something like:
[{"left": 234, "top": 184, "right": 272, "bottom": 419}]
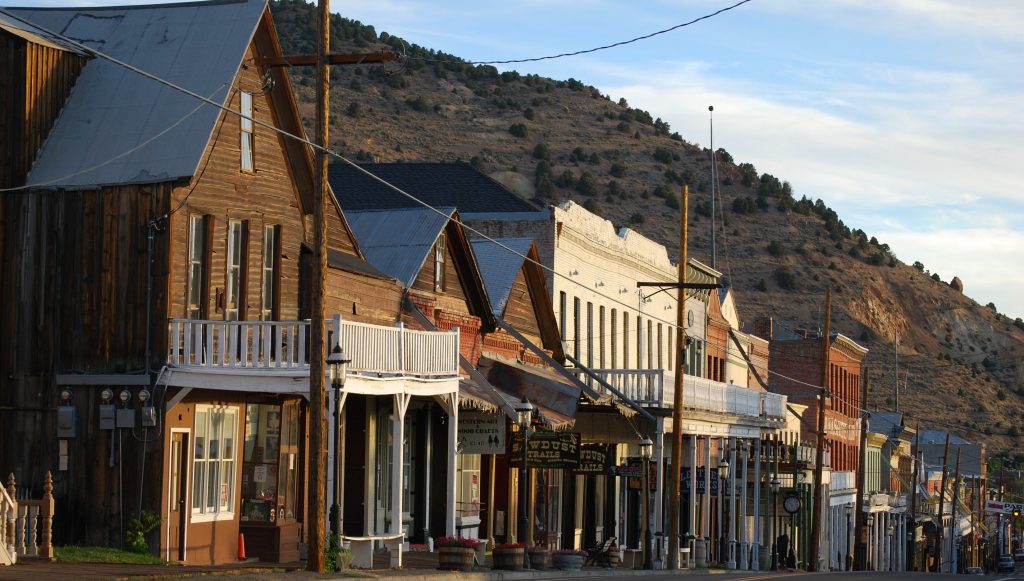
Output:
[{"left": 0, "top": 31, "right": 86, "bottom": 188}]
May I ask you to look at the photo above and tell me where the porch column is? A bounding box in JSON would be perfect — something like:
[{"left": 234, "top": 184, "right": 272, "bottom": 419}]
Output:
[
  {"left": 703, "top": 436, "right": 711, "bottom": 556},
  {"left": 654, "top": 417, "right": 665, "bottom": 542},
  {"left": 392, "top": 393, "right": 411, "bottom": 567},
  {"left": 752, "top": 438, "right": 761, "bottom": 571},
  {"left": 446, "top": 394, "right": 459, "bottom": 537},
  {"left": 689, "top": 433, "right": 697, "bottom": 566},
  {"left": 727, "top": 437, "right": 737, "bottom": 569},
  {"left": 740, "top": 439, "right": 748, "bottom": 570}
]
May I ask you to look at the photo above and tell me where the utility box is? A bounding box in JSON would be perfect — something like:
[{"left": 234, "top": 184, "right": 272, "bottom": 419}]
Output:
[
  {"left": 141, "top": 406, "right": 156, "bottom": 427},
  {"left": 99, "top": 404, "right": 116, "bottom": 430},
  {"left": 116, "top": 408, "right": 136, "bottom": 429},
  {"left": 57, "top": 406, "right": 77, "bottom": 438}
]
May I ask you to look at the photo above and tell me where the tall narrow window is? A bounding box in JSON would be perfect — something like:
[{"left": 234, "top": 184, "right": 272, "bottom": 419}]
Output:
[
  {"left": 610, "top": 309, "right": 618, "bottom": 368},
  {"left": 586, "top": 302, "right": 594, "bottom": 367},
  {"left": 187, "top": 215, "right": 209, "bottom": 319},
  {"left": 647, "top": 320, "right": 654, "bottom": 369},
  {"left": 240, "top": 91, "right": 254, "bottom": 172},
  {"left": 434, "top": 232, "right": 446, "bottom": 292},
  {"left": 192, "top": 405, "right": 238, "bottom": 519},
  {"left": 598, "top": 306, "right": 606, "bottom": 368},
  {"left": 623, "top": 314, "right": 630, "bottom": 368},
  {"left": 572, "top": 297, "right": 581, "bottom": 361},
  {"left": 636, "top": 316, "right": 643, "bottom": 369},
  {"left": 261, "top": 225, "right": 280, "bottom": 320},
  {"left": 657, "top": 323, "right": 663, "bottom": 370},
  {"left": 559, "top": 292, "right": 567, "bottom": 341},
  {"left": 225, "top": 219, "right": 247, "bottom": 321},
  {"left": 668, "top": 329, "right": 673, "bottom": 371}
]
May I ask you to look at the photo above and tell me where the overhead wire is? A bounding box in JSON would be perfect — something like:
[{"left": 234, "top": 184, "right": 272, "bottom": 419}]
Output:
[{"left": 7, "top": 6, "right": 1003, "bottom": 433}]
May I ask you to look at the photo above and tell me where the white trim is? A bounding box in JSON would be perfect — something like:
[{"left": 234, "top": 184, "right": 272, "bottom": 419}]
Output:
[{"left": 189, "top": 404, "right": 239, "bottom": 522}]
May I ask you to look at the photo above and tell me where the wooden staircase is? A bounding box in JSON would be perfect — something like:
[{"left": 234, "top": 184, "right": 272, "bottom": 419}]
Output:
[{"left": 1, "top": 475, "right": 16, "bottom": 565}]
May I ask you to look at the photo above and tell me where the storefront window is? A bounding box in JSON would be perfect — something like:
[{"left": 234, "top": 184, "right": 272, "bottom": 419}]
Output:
[
  {"left": 534, "top": 469, "right": 562, "bottom": 548},
  {"left": 240, "top": 402, "right": 299, "bottom": 523},
  {"left": 456, "top": 453, "right": 481, "bottom": 518},
  {"left": 192, "top": 405, "right": 238, "bottom": 519}
]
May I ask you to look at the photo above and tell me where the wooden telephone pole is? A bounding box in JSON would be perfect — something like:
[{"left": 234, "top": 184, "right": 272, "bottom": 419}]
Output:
[
  {"left": 809, "top": 287, "right": 831, "bottom": 571},
  {"left": 667, "top": 185, "right": 689, "bottom": 569},
  {"left": 949, "top": 448, "right": 962, "bottom": 571},
  {"left": 909, "top": 422, "right": 920, "bottom": 571},
  {"left": 853, "top": 370, "right": 869, "bottom": 570},
  {"left": 935, "top": 432, "right": 951, "bottom": 573}
]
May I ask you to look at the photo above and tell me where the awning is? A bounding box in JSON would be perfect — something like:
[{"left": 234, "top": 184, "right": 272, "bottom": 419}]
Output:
[
  {"left": 459, "top": 378, "right": 574, "bottom": 431},
  {"left": 477, "top": 356, "right": 580, "bottom": 431}
]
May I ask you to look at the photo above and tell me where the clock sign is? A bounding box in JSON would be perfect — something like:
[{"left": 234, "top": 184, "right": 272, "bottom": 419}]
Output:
[{"left": 783, "top": 493, "right": 801, "bottom": 514}]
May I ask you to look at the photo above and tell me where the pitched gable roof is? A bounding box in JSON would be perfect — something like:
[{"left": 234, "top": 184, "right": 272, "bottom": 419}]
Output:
[
  {"left": 345, "top": 207, "right": 456, "bottom": 289},
  {"left": 5, "top": 0, "right": 266, "bottom": 190},
  {"left": 328, "top": 162, "right": 541, "bottom": 213},
  {"left": 469, "top": 237, "right": 534, "bottom": 318}
]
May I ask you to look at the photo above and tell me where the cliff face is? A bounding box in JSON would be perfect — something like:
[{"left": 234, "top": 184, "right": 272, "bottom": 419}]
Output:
[{"left": 270, "top": 0, "right": 1024, "bottom": 450}]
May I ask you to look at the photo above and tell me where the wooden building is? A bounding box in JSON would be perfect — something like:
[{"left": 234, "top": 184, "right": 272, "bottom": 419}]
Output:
[{"left": 0, "top": 0, "right": 459, "bottom": 565}]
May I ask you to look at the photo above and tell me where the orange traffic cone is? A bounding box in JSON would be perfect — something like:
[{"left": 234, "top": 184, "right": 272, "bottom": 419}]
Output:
[{"left": 238, "top": 532, "right": 247, "bottom": 560}]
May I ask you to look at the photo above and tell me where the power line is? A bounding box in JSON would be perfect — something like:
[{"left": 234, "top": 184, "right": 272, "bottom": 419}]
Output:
[{"left": 410, "top": 0, "right": 755, "bottom": 66}]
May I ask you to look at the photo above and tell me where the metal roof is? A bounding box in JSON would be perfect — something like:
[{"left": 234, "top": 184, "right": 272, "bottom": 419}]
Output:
[
  {"left": 0, "top": 11, "right": 86, "bottom": 52},
  {"left": 344, "top": 207, "right": 456, "bottom": 289},
  {"left": 469, "top": 237, "right": 533, "bottom": 318},
  {"left": 4, "top": 0, "right": 266, "bottom": 190}
]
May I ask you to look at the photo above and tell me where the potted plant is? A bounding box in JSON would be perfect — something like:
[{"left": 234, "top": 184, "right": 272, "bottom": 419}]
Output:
[
  {"left": 492, "top": 542, "right": 525, "bottom": 570},
  {"left": 436, "top": 536, "right": 481, "bottom": 572},
  {"left": 528, "top": 544, "right": 552, "bottom": 570},
  {"left": 552, "top": 548, "right": 588, "bottom": 570}
]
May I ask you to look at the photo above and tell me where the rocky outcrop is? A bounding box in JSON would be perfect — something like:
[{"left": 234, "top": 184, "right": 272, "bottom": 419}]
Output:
[{"left": 950, "top": 277, "right": 964, "bottom": 293}]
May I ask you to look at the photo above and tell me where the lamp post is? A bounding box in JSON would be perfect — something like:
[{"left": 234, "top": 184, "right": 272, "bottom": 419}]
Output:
[
  {"left": 641, "top": 436, "right": 654, "bottom": 570},
  {"left": 887, "top": 523, "right": 895, "bottom": 572},
  {"left": 845, "top": 504, "right": 853, "bottom": 571},
  {"left": 770, "top": 475, "right": 780, "bottom": 570},
  {"left": 719, "top": 454, "right": 730, "bottom": 565},
  {"left": 327, "top": 344, "right": 350, "bottom": 539},
  {"left": 515, "top": 397, "right": 534, "bottom": 569},
  {"left": 867, "top": 514, "right": 875, "bottom": 570}
]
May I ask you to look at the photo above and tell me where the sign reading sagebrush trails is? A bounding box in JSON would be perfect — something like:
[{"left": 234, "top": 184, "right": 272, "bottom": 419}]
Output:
[{"left": 509, "top": 431, "right": 580, "bottom": 469}]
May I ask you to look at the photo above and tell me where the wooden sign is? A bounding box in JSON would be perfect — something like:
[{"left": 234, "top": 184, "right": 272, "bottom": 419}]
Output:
[
  {"left": 574, "top": 444, "right": 610, "bottom": 474},
  {"left": 509, "top": 431, "right": 580, "bottom": 469}
]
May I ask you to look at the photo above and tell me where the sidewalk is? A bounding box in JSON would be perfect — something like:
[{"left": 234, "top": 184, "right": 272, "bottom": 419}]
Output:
[{"left": 2, "top": 552, "right": 742, "bottom": 581}]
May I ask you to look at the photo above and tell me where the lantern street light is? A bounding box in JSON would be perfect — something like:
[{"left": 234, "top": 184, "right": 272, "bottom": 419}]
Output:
[
  {"left": 515, "top": 397, "right": 534, "bottom": 569},
  {"left": 718, "top": 455, "right": 730, "bottom": 564},
  {"left": 640, "top": 436, "right": 654, "bottom": 570},
  {"left": 327, "top": 344, "right": 351, "bottom": 538},
  {"left": 770, "top": 475, "right": 781, "bottom": 570}
]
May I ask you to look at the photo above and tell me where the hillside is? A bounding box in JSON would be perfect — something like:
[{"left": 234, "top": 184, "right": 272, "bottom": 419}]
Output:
[{"left": 269, "top": 0, "right": 1024, "bottom": 452}]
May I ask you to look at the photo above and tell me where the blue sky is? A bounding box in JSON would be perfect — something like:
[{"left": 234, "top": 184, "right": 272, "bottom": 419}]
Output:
[{"left": 11, "top": 0, "right": 1024, "bottom": 319}]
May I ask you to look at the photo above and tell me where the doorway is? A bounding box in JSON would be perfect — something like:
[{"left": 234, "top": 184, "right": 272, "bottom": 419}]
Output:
[{"left": 167, "top": 429, "right": 190, "bottom": 561}]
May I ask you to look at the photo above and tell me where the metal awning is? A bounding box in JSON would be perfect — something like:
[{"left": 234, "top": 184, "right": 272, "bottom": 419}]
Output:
[{"left": 477, "top": 356, "right": 579, "bottom": 431}]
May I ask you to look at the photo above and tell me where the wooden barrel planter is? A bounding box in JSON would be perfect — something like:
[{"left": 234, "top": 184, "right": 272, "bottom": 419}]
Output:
[
  {"left": 438, "top": 547, "right": 475, "bottom": 571},
  {"left": 528, "top": 548, "right": 552, "bottom": 570},
  {"left": 552, "top": 552, "right": 587, "bottom": 570},
  {"left": 492, "top": 547, "right": 525, "bottom": 570}
]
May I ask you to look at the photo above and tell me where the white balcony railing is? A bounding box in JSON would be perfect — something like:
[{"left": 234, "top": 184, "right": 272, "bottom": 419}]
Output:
[
  {"left": 831, "top": 470, "right": 857, "bottom": 492},
  {"left": 576, "top": 368, "right": 788, "bottom": 420},
  {"left": 572, "top": 369, "right": 663, "bottom": 406},
  {"left": 167, "top": 317, "right": 459, "bottom": 378}
]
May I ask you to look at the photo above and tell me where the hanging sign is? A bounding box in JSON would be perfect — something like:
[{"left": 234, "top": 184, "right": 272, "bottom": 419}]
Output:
[
  {"left": 574, "top": 444, "right": 610, "bottom": 474},
  {"left": 509, "top": 431, "right": 580, "bottom": 469},
  {"left": 681, "top": 467, "right": 719, "bottom": 495},
  {"left": 457, "top": 412, "right": 506, "bottom": 454}
]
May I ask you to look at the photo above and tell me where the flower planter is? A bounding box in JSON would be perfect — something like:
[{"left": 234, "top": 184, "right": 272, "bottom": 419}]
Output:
[
  {"left": 528, "top": 548, "right": 552, "bottom": 570},
  {"left": 438, "top": 546, "right": 475, "bottom": 571},
  {"left": 552, "top": 553, "right": 586, "bottom": 570},
  {"left": 492, "top": 547, "right": 525, "bottom": 570}
]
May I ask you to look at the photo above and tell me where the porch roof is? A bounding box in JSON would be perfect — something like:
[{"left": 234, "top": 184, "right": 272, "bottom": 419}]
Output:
[
  {"left": 476, "top": 356, "right": 579, "bottom": 431},
  {"left": 458, "top": 378, "right": 573, "bottom": 431}
]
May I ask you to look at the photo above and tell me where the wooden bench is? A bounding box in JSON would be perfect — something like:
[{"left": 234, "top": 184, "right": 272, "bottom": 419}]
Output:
[{"left": 342, "top": 534, "right": 404, "bottom": 568}]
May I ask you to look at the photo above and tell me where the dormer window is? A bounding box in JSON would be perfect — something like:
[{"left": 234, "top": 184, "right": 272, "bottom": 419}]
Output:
[
  {"left": 434, "top": 232, "right": 446, "bottom": 292},
  {"left": 240, "top": 91, "right": 254, "bottom": 172}
]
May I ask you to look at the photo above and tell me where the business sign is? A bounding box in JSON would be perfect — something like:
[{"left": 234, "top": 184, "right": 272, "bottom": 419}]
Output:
[
  {"left": 457, "top": 412, "right": 505, "bottom": 454},
  {"left": 680, "top": 467, "right": 719, "bottom": 495},
  {"left": 509, "top": 431, "right": 580, "bottom": 469},
  {"left": 985, "top": 500, "right": 1024, "bottom": 515},
  {"left": 574, "top": 444, "right": 610, "bottom": 475}
]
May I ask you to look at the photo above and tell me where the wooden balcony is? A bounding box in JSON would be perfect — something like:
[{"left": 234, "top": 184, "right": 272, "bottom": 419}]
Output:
[{"left": 166, "top": 316, "right": 460, "bottom": 381}]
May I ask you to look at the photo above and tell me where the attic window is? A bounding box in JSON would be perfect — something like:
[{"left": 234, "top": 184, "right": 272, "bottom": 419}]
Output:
[
  {"left": 434, "top": 232, "right": 446, "bottom": 292},
  {"left": 240, "top": 91, "right": 254, "bottom": 173}
]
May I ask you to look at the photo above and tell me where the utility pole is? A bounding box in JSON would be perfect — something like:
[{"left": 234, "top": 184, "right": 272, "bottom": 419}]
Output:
[
  {"left": 810, "top": 287, "right": 831, "bottom": 572},
  {"left": 950, "top": 448, "right": 962, "bottom": 573},
  {"left": 667, "top": 184, "right": 689, "bottom": 569},
  {"left": 935, "top": 433, "right": 951, "bottom": 573},
  {"left": 909, "top": 422, "right": 920, "bottom": 571},
  {"left": 854, "top": 369, "right": 869, "bottom": 570},
  {"left": 306, "top": 0, "right": 331, "bottom": 572}
]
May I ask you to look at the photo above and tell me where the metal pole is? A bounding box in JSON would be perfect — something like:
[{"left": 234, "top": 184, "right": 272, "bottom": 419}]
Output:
[
  {"left": 771, "top": 437, "right": 779, "bottom": 571},
  {"left": 330, "top": 386, "right": 343, "bottom": 536},
  {"left": 810, "top": 287, "right": 832, "bottom": 572},
  {"left": 909, "top": 422, "right": 920, "bottom": 571},
  {"left": 667, "top": 184, "right": 689, "bottom": 569},
  {"left": 520, "top": 426, "right": 529, "bottom": 554}
]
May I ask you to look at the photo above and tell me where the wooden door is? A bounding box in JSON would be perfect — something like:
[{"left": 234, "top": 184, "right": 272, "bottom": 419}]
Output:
[{"left": 168, "top": 430, "right": 190, "bottom": 561}]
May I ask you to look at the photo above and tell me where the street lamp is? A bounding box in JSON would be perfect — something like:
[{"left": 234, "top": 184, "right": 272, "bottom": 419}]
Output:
[
  {"left": 640, "top": 436, "right": 654, "bottom": 570},
  {"left": 327, "top": 344, "right": 351, "bottom": 538},
  {"left": 515, "top": 397, "right": 534, "bottom": 569},
  {"left": 886, "top": 523, "right": 895, "bottom": 572},
  {"left": 845, "top": 504, "right": 853, "bottom": 571},
  {"left": 770, "top": 475, "right": 781, "bottom": 571},
  {"left": 867, "top": 514, "right": 875, "bottom": 571}
]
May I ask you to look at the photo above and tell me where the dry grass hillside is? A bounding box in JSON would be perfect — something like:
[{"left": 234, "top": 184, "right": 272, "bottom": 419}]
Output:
[{"left": 270, "top": 0, "right": 1024, "bottom": 452}]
